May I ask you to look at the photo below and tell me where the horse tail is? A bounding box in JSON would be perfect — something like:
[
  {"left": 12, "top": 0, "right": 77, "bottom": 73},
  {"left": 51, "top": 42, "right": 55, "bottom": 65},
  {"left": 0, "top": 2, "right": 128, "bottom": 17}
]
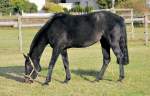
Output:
[{"left": 119, "top": 20, "right": 129, "bottom": 65}]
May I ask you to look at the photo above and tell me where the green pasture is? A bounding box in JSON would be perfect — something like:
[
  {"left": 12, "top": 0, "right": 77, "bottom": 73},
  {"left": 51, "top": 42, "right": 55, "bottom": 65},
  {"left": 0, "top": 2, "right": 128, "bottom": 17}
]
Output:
[{"left": 0, "top": 27, "right": 150, "bottom": 96}]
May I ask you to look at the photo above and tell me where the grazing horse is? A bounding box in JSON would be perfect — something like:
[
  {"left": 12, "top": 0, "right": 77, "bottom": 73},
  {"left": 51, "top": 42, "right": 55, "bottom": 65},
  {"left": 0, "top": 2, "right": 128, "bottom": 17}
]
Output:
[{"left": 23, "top": 11, "right": 129, "bottom": 85}]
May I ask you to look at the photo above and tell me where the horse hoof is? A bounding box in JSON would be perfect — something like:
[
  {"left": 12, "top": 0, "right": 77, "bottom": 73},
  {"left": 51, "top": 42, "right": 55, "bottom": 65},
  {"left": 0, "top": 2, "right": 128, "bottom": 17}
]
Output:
[
  {"left": 42, "top": 82, "right": 49, "bottom": 86},
  {"left": 95, "top": 78, "right": 103, "bottom": 82},
  {"left": 24, "top": 78, "right": 33, "bottom": 84},
  {"left": 63, "top": 80, "right": 69, "bottom": 84},
  {"left": 94, "top": 79, "right": 99, "bottom": 82},
  {"left": 117, "top": 76, "right": 124, "bottom": 82},
  {"left": 117, "top": 79, "right": 123, "bottom": 82}
]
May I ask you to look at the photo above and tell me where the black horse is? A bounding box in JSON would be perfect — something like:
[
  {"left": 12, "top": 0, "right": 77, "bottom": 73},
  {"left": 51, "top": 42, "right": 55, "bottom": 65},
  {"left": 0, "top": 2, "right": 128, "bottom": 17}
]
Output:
[{"left": 23, "top": 11, "right": 129, "bottom": 85}]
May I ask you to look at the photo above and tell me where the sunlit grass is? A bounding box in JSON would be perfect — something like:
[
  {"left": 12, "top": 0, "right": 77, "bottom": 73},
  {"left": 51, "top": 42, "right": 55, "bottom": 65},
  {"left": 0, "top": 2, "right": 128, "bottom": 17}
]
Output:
[{"left": 0, "top": 27, "right": 150, "bottom": 96}]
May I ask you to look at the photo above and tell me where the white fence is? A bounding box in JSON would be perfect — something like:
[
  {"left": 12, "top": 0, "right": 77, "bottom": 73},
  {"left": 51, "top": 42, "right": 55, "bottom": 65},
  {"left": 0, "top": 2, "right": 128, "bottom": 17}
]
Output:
[
  {"left": 18, "top": 13, "right": 54, "bottom": 52},
  {"left": 144, "top": 14, "right": 150, "bottom": 45},
  {"left": 93, "top": 9, "right": 135, "bottom": 39},
  {"left": 0, "top": 13, "right": 54, "bottom": 52},
  {"left": 0, "top": 10, "right": 149, "bottom": 52},
  {"left": 0, "top": 13, "right": 54, "bottom": 27},
  {"left": 22, "top": 13, "right": 54, "bottom": 17}
]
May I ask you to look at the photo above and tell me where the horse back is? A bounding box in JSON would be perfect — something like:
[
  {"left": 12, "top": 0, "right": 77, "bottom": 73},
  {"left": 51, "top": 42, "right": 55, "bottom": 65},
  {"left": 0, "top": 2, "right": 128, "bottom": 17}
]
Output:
[{"left": 47, "top": 12, "right": 124, "bottom": 48}]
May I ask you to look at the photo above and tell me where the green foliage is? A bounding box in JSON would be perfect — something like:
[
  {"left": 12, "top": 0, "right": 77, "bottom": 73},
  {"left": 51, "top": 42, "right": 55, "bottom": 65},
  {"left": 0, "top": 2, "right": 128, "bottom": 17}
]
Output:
[
  {"left": 0, "top": 0, "right": 12, "bottom": 15},
  {"left": 46, "top": 0, "right": 56, "bottom": 2},
  {"left": 70, "top": 5, "right": 93, "bottom": 13},
  {"left": 71, "top": 5, "right": 84, "bottom": 12},
  {"left": 96, "top": 0, "right": 126, "bottom": 9},
  {"left": 63, "top": 8, "right": 70, "bottom": 14},
  {"left": 115, "top": 0, "right": 126, "bottom": 5},
  {"left": 10, "top": 0, "right": 38, "bottom": 14},
  {"left": 97, "top": 0, "right": 112, "bottom": 9},
  {"left": 85, "top": 6, "right": 93, "bottom": 13},
  {"left": 42, "top": 2, "right": 64, "bottom": 13},
  {"left": 23, "top": 2, "right": 37, "bottom": 13}
]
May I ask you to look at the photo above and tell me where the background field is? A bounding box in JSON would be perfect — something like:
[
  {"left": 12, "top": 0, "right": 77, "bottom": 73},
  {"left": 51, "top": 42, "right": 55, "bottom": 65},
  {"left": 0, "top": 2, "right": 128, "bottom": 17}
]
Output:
[{"left": 0, "top": 27, "right": 150, "bottom": 96}]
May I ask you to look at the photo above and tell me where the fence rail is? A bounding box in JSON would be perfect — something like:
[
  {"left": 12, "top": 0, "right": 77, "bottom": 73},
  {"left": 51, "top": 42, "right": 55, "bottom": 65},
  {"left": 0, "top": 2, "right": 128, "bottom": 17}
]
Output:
[
  {"left": 0, "top": 10, "right": 149, "bottom": 52},
  {"left": 0, "top": 13, "right": 54, "bottom": 52},
  {"left": 93, "top": 9, "right": 135, "bottom": 39},
  {"left": 0, "top": 13, "right": 54, "bottom": 28}
]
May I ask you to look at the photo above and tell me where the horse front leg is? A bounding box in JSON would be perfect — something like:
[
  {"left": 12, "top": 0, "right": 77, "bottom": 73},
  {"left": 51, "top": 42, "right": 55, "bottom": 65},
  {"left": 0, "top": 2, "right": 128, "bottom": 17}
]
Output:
[
  {"left": 43, "top": 47, "right": 61, "bottom": 85},
  {"left": 61, "top": 49, "right": 71, "bottom": 83}
]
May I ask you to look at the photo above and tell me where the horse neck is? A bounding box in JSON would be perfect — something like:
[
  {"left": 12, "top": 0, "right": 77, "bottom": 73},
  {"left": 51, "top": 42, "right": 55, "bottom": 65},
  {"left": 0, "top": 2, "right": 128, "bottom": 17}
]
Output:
[
  {"left": 29, "top": 43, "right": 46, "bottom": 61},
  {"left": 28, "top": 32, "right": 48, "bottom": 69}
]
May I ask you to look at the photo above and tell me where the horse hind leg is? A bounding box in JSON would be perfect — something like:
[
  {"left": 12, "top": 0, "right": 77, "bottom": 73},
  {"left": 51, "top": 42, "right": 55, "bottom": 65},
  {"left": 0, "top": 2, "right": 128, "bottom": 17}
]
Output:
[
  {"left": 111, "top": 42, "right": 124, "bottom": 81},
  {"left": 96, "top": 37, "right": 111, "bottom": 81},
  {"left": 110, "top": 30, "right": 125, "bottom": 81},
  {"left": 61, "top": 49, "right": 71, "bottom": 83}
]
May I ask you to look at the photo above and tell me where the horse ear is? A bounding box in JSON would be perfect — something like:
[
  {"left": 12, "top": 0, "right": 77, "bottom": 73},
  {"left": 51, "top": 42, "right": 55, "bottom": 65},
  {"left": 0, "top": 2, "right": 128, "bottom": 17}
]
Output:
[{"left": 23, "top": 53, "right": 28, "bottom": 59}]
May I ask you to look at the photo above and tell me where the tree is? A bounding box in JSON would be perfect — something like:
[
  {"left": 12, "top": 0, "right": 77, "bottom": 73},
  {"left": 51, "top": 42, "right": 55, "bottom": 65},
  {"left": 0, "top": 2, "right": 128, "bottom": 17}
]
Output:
[
  {"left": 116, "top": 0, "right": 149, "bottom": 15},
  {"left": 97, "top": 0, "right": 112, "bottom": 9},
  {"left": 10, "top": 0, "right": 24, "bottom": 14},
  {"left": 28, "top": 3, "right": 37, "bottom": 13},
  {"left": 23, "top": 1, "right": 37, "bottom": 13},
  {"left": 96, "top": 0, "right": 125, "bottom": 9},
  {"left": 0, "top": 0, "right": 12, "bottom": 15},
  {"left": 10, "top": 0, "right": 37, "bottom": 14}
]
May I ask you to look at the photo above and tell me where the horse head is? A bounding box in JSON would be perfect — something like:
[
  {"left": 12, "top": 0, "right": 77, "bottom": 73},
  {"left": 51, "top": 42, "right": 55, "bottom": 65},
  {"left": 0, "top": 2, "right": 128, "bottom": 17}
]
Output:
[{"left": 23, "top": 53, "right": 38, "bottom": 83}]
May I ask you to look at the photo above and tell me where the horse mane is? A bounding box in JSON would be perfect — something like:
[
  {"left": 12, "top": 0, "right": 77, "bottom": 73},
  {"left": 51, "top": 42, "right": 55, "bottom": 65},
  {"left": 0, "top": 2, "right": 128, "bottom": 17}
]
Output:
[
  {"left": 28, "top": 14, "right": 59, "bottom": 56},
  {"left": 28, "top": 28, "right": 45, "bottom": 56},
  {"left": 28, "top": 13, "right": 71, "bottom": 56}
]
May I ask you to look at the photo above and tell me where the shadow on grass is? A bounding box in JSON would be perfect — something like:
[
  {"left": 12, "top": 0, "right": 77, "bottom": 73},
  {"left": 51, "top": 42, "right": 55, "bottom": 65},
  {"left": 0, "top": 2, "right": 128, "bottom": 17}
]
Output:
[
  {"left": 71, "top": 69, "right": 113, "bottom": 82},
  {"left": 71, "top": 69, "right": 98, "bottom": 82},
  {"left": 0, "top": 66, "right": 113, "bottom": 84},
  {"left": 0, "top": 66, "right": 69, "bottom": 84},
  {"left": 0, "top": 66, "right": 25, "bottom": 83}
]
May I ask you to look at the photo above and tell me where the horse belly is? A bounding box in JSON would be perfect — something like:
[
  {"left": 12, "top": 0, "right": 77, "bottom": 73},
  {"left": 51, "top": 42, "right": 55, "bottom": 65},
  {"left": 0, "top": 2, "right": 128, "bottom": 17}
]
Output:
[
  {"left": 82, "top": 40, "right": 99, "bottom": 47},
  {"left": 72, "top": 32, "right": 102, "bottom": 48}
]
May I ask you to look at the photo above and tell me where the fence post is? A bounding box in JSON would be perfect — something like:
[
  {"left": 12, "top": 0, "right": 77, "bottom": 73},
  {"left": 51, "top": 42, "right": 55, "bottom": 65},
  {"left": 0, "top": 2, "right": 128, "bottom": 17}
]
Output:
[
  {"left": 18, "top": 15, "right": 23, "bottom": 52},
  {"left": 144, "top": 14, "right": 149, "bottom": 46},
  {"left": 131, "top": 9, "right": 134, "bottom": 40}
]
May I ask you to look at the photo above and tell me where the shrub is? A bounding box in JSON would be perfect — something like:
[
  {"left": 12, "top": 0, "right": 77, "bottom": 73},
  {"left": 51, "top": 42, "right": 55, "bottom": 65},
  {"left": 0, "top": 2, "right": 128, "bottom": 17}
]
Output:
[
  {"left": 42, "top": 2, "right": 64, "bottom": 13},
  {"left": 63, "top": 8, "right": 70, "bottom": 14},
  {"left": 70, "top": 5, "right": 93, "bottom": 13},
  {"left": 0, "top": 0, "right": 12, "bottom": 15},
  {"left": 70, "top": 5, "right": 84, "bottom": 12},
  {"left": 10, "top": 0, "right": 38, "bottom": 15},
  {"left": 23, "top": 2, "right": 37, "bottom": 13},
  {"left": 85, "top": 6, "right": 93, "bottom": 13}
]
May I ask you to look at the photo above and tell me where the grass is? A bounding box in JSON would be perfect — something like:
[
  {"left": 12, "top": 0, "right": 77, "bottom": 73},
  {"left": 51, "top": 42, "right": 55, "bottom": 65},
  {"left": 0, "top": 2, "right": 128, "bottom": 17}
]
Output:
[{"left": 0, "top": 27, "right": 150, "bottom": 96}]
